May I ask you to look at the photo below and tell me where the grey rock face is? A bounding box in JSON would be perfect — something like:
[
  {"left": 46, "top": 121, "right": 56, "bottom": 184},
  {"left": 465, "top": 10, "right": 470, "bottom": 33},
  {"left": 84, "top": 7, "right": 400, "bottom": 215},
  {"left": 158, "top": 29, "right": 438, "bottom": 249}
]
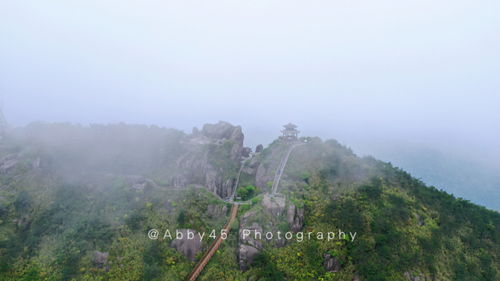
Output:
[
  {"left": 287, "top": 204, "right": 296, "bottom": 224},
  {"left": 404, "top": 272, "right": 428, "bottom": 281},
  {"left": 415, "top": 214, "right": 425, "bottom": 226},
  {"left": 206, "top": 204, "right": 228, "bottom": 218},
  {"left": 238, "top": 197, "right": 303, "bottom": 270},
  {"left": 253, "top": 145, "right": 289, "bottom": 190},
  {"left": 324, "top": 254, "right": 341, "bottom": 272},
  {"left": 255, "top": 161, "right": 272, "bottom": 190},
  {"left": 262, "top": 194, "right": 286, "bottom": 216},
  {"left": 238, "top": 222, "right": 263, "bottom": 270},
  {"left": 172, "top": 121, "right": 245, "bottom": 198},
  {"left": 201, "top": 121, "right": 244, "bottom": 160},
  {"left": 93, "top": 251, "right": 109, "bottom": 268},
  {"left": 0, "top": 154, "right": 18, "bottom": 174},
  {"left": 255, "top": 144, "right": 263, "bottom": 153},
  {"left": 201, "top": 121, "right": 240, "bottom": 140},
  {"left": 287, "top": 204, "right": 304, "bottom": 232},
  {"left": 170, "top": 229, "right": 202, "bottom": 261},
  {"left": 242, "top": 147, "right": 252, "bottom": 158},
  {"left": 238, "top": 244, "right": 260, "bottom": 270},
  {"left": 242, "top": 155, "right": 261, "bottom": 176}
]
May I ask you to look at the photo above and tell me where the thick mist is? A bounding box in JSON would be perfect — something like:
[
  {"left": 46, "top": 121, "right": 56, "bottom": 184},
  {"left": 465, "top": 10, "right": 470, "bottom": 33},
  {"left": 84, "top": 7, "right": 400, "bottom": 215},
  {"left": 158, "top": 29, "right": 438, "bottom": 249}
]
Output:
[{"left": 1, "top": 1, "right": 499, "bottom": 208}]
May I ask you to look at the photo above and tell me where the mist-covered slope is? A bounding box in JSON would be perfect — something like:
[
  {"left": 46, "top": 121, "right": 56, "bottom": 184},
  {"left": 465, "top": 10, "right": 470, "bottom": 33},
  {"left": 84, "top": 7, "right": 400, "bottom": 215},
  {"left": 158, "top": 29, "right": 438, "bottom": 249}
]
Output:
[
  {"left": 0, "top": 122, "right": 498, "bottom": 281},
  {"left": 356, "top": 144, "right": 500, "bottom": 211}
]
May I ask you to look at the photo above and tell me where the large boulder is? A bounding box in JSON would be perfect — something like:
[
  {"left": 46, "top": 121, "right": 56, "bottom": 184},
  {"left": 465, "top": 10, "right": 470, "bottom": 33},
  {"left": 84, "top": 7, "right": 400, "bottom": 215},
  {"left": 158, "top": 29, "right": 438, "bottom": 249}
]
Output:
[
  {"left": 201, "top": 121, "right": 244, "bottom": 161},
  {"left": 93, "top": 251, "right": 109, "bottom": 268},
  {"left": 238, "top": 244, "right": 260, "bottom": 270},
  {"left": 323, "top": 254, "right": 341, "bottom": 272},
  {"left": 201, "top": 121, "right": 242, "bottom": 140},
  {"left": 262, "top": 194, "right": 286, "bottom": 217},
  {"left": 172, "top": 121, "right": 246, "bottom": 198},
  {"left": 238, "top": 222, "right": 263, "bottom": 270},
  {"left": 287, "top": 204, "right": 304, "bottom": 232},
  {"left": 255, "top": 144, "right": 263, "bottom": 153}
]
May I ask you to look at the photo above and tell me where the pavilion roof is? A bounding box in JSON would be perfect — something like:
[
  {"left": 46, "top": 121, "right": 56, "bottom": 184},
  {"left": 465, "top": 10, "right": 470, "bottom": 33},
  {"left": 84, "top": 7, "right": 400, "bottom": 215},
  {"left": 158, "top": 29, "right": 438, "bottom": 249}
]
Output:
[{"left": 283, "top": 123, "right": 298, "bottom": 129}]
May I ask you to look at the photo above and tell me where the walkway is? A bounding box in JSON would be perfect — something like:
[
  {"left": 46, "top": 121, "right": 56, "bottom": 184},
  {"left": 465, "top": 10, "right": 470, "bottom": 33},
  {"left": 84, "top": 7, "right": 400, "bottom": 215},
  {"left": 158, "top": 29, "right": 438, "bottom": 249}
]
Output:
[
  {"left": 271, "top": 142, "right": 304, "bottom": 194},
  {"left": 186, "top": 204, "right": 239, "bottom": 281}
]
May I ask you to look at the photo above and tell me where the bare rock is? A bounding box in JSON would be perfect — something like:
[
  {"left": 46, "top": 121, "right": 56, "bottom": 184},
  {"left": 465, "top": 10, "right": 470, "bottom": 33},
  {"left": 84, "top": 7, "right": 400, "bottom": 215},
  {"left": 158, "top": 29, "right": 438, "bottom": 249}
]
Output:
[
  {"left": 404, "top": 272, "right": 428, "bottom": 281},
  {"left": 255, "top": 144, "right": 264, "bottom": 153},
  {"left": 262, "top": 194, "right": 286, "bottom": 217},
  {"left": 93, "top": 251, "right": 109, "bottom": 268},
  {"left": 172, "top": 121, "right": 245, "bottom": 198},
  {"left": 239, "top": 222, "right": 263, "bottom": 249},
  {"left": 238, "top": 222, "right": 263, "bottom": 270},
  {"left": 255, "top": 162, "right": 272, "bottom": 190},
  {"left": 324, "top": 254, "right": 341, "bottom": 272},
  {"left": 287, "top": 204, "right": 296, "bottom": 224},
  {"left": 415, "top": 214, "right": 425, "bottom": 226},
  {"left": 0, "top": 154, "right": 18, "bottom": 173},
  {"left": 242, "top": 147, "right": 252, "bottom": 158},
  {"left": 242, "top": 156, "right": 261, "bottom": 175},
  {"left": 239, "top": 244, "right": 260, "bottom": 270},
  {"left": 170, "top": 229, "right": 202, "bottom": 261},
  {"left": 287, "top": 204, "right": 304, "bottom": 231},
  {"left": 206, "top": 204, "right": 228, "bottom": 217},
  {"left": 201, "top": 121, "right": 241, "bottom": 140}
]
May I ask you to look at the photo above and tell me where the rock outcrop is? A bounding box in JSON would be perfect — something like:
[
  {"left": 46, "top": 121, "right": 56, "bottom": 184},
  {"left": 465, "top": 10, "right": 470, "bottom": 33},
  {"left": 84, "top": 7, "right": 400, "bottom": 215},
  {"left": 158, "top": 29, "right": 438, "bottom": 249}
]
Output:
[
  {"left": 0, "top": 154, "right": 18, "bottom": 174},
  {"left": 262, "top": 194, "right": 286, "bottom": 217},
  {"left": 200, "top": 122, "right": 244, "bottom": 161},
  {"left": 238, "top": 244, "right": 260, "bottom": 270},
  {"left": 172, "top": 121, "right": 250, "bottom": 198},
  {"left": 287, "top": 204, "right": 304, "bottom": 232},
  {"left": 324, "top": 254, "right": 341, "bottom": 272},
  {"left": 255, "top": 144, "right": 263, "bottom": 153},
  {"left": 238, "top": 195, "right": 304, "bottom": 270},
  {"left": 206, "top": 204, "right": 228, "bottom": 218},
  {"left": 93, "top": 251, "right": 109, "bottom": 268},
  {"left": 404, "top": 272, "right": 429, "bottom": 281},
  {"left": 253, "top": 144, "right": 291, "bottom": 190},
  {"left": 238, "top": 217, "right": 263, "bottom": 270},
  {"left": 170, "top": 229, "right": 202, "bottom": 261}
]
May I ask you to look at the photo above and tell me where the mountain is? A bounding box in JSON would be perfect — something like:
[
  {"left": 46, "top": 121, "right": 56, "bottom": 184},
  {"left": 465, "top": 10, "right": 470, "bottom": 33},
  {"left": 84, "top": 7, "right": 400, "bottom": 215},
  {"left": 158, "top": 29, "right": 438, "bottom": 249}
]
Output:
[
  {"left": 0, "top": 122, "right": 498, "bottom": 281},
  {"left": 352, "top": 143, "right": 500, "bottom": 211}
]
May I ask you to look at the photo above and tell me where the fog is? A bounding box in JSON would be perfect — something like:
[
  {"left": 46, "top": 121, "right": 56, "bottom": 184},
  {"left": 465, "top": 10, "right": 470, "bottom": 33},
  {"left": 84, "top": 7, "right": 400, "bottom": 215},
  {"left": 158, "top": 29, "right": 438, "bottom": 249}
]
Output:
[{"left": 1, "top": 1, "right": 499, "bottom": 206}]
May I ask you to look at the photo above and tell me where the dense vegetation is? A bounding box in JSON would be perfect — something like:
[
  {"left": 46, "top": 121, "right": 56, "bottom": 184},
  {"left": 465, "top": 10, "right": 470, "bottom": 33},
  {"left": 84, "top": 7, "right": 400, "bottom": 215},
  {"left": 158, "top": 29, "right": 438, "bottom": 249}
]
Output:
[
  {"left": 257, "top": 170, "right": 500, "bottom": 280},
  {"left": 235, "top": 185, "right": 256, "bottom": 201},
  {"left": 0, "top": 123, "right": 498, "bottom": 280}
]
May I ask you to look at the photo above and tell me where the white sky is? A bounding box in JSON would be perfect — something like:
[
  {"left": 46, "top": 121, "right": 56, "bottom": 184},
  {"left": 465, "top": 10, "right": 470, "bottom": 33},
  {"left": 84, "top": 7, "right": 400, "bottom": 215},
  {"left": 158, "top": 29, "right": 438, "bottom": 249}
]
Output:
[{"left": 1, "top": 0, "right": 499, "bottom": 164}]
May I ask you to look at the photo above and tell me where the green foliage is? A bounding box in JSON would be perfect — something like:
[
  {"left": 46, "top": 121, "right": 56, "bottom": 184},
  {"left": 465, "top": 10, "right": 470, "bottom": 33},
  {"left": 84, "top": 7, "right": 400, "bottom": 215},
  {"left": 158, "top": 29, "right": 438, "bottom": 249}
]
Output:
[
  {"left": 236, "top": 185, "right": 256, "bottom": 201},
  {"left": 1, "top": 124, "right": 499, "bottom": 281},
  {"left": 253, "top": 252, "right": 285, "bottom": 281}
]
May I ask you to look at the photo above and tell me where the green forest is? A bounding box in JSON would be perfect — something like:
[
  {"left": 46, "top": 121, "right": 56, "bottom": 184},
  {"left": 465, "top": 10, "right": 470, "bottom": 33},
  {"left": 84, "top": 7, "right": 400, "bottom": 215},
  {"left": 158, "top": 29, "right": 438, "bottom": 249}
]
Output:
[{"left": 0, "top": 123, "right": 498, "bottom": 280}]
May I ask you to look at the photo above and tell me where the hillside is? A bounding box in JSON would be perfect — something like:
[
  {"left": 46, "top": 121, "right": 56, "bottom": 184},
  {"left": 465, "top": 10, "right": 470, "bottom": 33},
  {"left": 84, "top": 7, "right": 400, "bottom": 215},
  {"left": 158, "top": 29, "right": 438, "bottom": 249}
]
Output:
[{"left": 0, "top": 122, "right": 498, "bottom": 281}]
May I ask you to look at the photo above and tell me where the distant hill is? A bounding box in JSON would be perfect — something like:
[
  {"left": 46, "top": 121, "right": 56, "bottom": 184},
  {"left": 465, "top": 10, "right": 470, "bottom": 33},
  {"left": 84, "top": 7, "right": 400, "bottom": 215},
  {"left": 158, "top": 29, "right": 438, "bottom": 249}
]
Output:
[{"left": 352, "top": 142, "right": 500, "bottom": 211}]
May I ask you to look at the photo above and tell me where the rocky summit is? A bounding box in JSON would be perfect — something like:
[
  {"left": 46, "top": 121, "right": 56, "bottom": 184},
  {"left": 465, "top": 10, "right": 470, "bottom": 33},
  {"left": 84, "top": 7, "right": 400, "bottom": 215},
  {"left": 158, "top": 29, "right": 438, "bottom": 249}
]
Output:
[{"left": 0, "top": 121, "right": 498, "bottom": 281}]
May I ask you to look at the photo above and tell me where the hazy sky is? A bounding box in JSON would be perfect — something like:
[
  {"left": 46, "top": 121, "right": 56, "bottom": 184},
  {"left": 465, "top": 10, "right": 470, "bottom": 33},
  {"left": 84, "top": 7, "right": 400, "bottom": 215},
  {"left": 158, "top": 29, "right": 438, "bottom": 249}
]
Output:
[{"left": 1, "top": 1, "right": 499, "bottom": 164}]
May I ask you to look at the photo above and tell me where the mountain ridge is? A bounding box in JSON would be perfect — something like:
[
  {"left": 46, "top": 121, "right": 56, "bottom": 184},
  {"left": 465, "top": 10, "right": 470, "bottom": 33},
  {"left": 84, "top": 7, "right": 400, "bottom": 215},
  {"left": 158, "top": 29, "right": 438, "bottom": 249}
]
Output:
[{"left": 0, "top": 121, "right": 498, "bottom": 280}]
